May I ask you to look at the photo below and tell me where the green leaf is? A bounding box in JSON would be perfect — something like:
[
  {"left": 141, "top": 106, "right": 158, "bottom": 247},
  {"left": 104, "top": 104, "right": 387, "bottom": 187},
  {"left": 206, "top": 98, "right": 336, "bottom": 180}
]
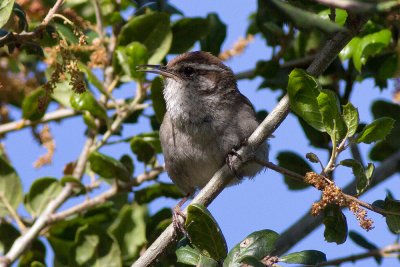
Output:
[
  {"left": 340, "top": 37, "right": 361, "bottom": 61},
  {"left": 22, "top": 88, "right": 48, "bottom": 121},
  {"left": 277, "top": 151, "right": 312, "bottom": 190},
  {"left": 51, "top": 77, "right": 74, "bottom": 108},
  {"left": 25, "top": 177, "right": 62, "bottom": 217},
  {"left": 151, "top": 76, "right": 166, "bottom": 123},
  {"left": 342, "top": 102, "right": 359, "bottom": 137},
  {"left": 200, "top": 13, "right": 227, "bottom": 55},
  {"left": 323, "top": 205, "right": 347, "bottom": 244},
  {"left": 318, "top": 8, "right": 347, "bottom": 26},
  {"left": 115, "top": 42, "right": 148, "bottom": 81},
  {"left": 88, "top": 151, "right": 131, "bottom": 181},
  {"left": 317, "top": 89, "right": 347, "bottom": 142},
  {"left": 186, "top": 204, "right": 227, "bottom": 261},
  {"left": 384, "top": 197, "right": 400, "bottom": 234},
  {"left": 0, "top": 0, "right": 15, "bottom": 28},
  {"left": 353, "top": 29, "right": 392, "bottom": 72},
  {"left": 0, "top": 222, "right": 19, "bottom": 254},
  {"left": 270, "top": 0, "right": 344, "bottom": 33},
  {"left": 136, "top": 131, "right": 163, "bottom": 153},
  {"left": 356, "top": 117, "right": 395, "bottom": 144},
  {"left": 73, "top": 224, "right": 122, "bottom": 267},
  {"left": 287, "top": 69, "right": 324, "bottom": 132},
  {"left": 54, "top": 22, "right": 78, "bottom": 44},
  {"left": 70, "top": 91, "right": 108, "bottom": 120},
  {"left": 340, "top": 159, "right": 371, "bottom": 194},
  {"left": 119, "top": 154, "right": 134, "bottom": 175},
  {"left": 239, "top": 255, "right": 266, "bottom": 267},
  {"left": 280, "top": 250, "right": 326, "bottom": 265},
  {"left": 77, "top": 62, "right": 106, "bottom": 94},
  {"left": 365, "top": 163, "right": 375, "bottom": 181},
  {"left": 224, "top": 230, "right": 279, "bottom": 267},
  {"left": 176, "top": 245, "right": 200, "bottom": 265},
  {"left": 170, "top": 17, "right": 209, "bottom": 54},
  {"left": 134, "top": 183, "right": 184, "bottom": 204},
  {"left": 176, "top": 244, "right": 219, "bottom": 266},
  {"left": 109, "top": 204, "right": 147, "bottom": 264},
  {"left": 118, "top": 12, "right": 172, "bottom": 64},
  {"left": 0, "top": 156, "right": 23, "bottom": 217},
  {"left": 349, "top": 230, "right": 382, "bottom": 264},
  {"left": 130, "top": 136, "right": 156, "bottom": 163}
]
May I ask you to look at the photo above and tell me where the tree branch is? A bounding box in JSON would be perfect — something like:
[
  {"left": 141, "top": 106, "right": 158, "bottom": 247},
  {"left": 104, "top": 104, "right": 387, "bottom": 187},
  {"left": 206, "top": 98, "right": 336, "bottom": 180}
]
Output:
[
  {"left": 316, "top": 243, "right": 400, "bottom": 266},
  {"left": 131, "top": 14, "right": 368, "bottom": 267}
]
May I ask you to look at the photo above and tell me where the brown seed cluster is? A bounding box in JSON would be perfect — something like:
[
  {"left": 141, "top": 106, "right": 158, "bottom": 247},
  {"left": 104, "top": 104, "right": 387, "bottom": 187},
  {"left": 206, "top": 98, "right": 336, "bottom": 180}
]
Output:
[
  {"left": 349, "top": 201, "right": 374, "bottom": 231},
  {"left": 33, "top": 124, "right": 55, "bottom": 168},
  {"left": 219, "top": 34, "right": 254, "bottom": 61},
  {"left": 311, "top": 183, "right": 347, "bottom": 216}
]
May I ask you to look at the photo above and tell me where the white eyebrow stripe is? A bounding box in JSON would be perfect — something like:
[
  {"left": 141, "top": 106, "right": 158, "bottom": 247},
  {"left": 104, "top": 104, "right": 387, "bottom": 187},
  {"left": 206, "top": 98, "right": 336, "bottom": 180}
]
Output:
[{"left": 182, "top": 63, "right": 225, "bottom": 72}]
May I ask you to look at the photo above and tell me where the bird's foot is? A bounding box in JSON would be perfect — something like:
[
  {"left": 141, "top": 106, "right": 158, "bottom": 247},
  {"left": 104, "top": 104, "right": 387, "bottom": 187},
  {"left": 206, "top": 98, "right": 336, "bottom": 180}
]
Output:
[{"left": 172, "top": 194, "right": 190, "bottom": 239}]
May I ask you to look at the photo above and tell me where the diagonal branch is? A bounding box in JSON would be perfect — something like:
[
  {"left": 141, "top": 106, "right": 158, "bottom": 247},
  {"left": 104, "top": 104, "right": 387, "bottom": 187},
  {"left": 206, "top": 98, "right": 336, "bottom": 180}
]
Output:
[{"left": 131, "top": 14, "right": 368, "bottom": 267}]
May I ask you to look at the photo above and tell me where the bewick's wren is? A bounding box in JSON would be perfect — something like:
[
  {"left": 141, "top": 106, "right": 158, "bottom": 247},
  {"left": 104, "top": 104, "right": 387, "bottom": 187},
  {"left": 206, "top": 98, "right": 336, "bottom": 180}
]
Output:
[{"left": 139, "top": 51, "right": 268, "bottom": 195}]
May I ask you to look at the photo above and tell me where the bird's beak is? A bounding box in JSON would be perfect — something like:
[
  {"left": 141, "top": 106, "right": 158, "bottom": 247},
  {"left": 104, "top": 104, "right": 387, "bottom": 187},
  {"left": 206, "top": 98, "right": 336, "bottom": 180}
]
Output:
[{"left": 136, "top": 65, "right": 178, "bottom": 80}]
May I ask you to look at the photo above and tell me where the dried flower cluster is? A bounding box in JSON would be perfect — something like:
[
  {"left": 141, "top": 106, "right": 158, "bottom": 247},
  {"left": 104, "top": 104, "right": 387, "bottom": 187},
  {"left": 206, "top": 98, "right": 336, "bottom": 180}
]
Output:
[
  {"left": 33, "top": 124, "right": 55, "bottom": 168},
  {"left": 219, "top": 34, "right": 254, "bottom": 61},
  {"left": 306, "top": 172, "right": 374, "bottom": 231},
  {"left": 349, "top": 201, "right": 374, "bottom": 231},
  {"left": 261, "top": 256, "right": 279, "bottom": 267},
  {"left": 41, "top": 28, "right": 88, "bottom": 110}
]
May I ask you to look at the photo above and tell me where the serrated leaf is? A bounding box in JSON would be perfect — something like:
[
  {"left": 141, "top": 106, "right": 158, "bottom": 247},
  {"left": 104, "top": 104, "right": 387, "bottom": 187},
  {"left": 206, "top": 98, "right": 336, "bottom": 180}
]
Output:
[
  {"left": 270, "top": 0, "right": 344, "bottom": 33},
  {"left": 340, "top": 159, "right": 370, "bottom": 194},
  {"left": 280, "top": 250, "right": 326, "bottom": 265},
  {"left": 0, "top": 0, "right": 15, "bottom": 28},
  {"left": 343, "top": 102, "right": 359, "bottom": 137},
  {"left": 224, "top": 230, "right": 279, "bottom": 267},
  {"left": 150, "top": 77, "right": 166, "bottom": 123},
  {"left": 323, "top": 205, "right": 347, "bottom": 244},
  {"left": 22, "top": 88, "right": 48, "bottom": 121},
  {"left": 353, "top": 29, "right": 392, "bottom": 72},
  {"left": 384, "top": 198, "right": 400, "bottom": 234},
  {"left": 317, "top": 89, "right": 347, "bottom": 142},
  {"left": 287, "top": 69, "right": 324, "bottom": 132},
  {"left": 70, "top": 91, "right": 108, "bottom": 121},
  {"left": 356, "top": 117, "right": 395, "bottom": 144},
  {"left": 118, "top": 12, "right": 172, "bottom": 64},
  {"left": 186, "top": 204, "right": 227, "bottom": 261},
  {"left": 109, "top": 204, "right": 146, "bottom": 264},
  {"left": 170, "top": 17, "right": 209, "bottom": 54},
  {"left": 73, "top": 224, "right": 122, "bottom": 267},
  {"left": 88, "top": 151, "right": 131, "bottom": 181},
  {"left": 277, "top": 151, "right": 312, "bottom": 190},
  {"left": 0, "top": 156, "right": 22, "bottom": 217},
  {"left": 200, "top": 13, "right": 227, "bottom": 55},
  {"left": 349, "top": 230, "right": 382, "bottom": 264},
  {"left": 25, "top": 177, "right": 62, "bottom": 217},
  {"left": 134, "top": 183, "right": 183, "bottom": 204}
]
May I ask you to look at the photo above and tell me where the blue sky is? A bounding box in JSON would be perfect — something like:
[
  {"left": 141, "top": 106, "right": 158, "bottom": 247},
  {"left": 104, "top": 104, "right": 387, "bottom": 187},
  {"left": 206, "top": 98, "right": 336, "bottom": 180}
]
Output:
[{"left": 3, "top": 0, "right": 400, "bottom": 266}]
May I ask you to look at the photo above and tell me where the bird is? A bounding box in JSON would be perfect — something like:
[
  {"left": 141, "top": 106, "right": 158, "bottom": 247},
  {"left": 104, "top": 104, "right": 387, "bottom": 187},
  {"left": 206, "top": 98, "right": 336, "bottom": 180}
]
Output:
[{"left": 138, "top": 51, "right": 268, "bottom": 226}]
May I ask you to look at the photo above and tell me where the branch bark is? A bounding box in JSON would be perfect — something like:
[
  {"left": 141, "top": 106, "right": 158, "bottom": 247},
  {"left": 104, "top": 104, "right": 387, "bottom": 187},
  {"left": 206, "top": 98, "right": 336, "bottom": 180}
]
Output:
[{"left": 131, "top": 14, "right": 368, "bottom": 267}]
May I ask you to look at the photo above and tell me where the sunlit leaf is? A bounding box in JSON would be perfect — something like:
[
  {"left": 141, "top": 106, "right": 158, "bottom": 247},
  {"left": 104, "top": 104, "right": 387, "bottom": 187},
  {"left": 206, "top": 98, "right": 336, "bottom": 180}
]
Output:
[
  {"left": 342, "top": 102, "right": 359, "bottom": 137},
  {"left": 88, "top": 151, "right": 131, "bottom": 181},
  {"left": 0, "top": 156, "right": 23, "bottom": 217},
  {"left": 280, "top": 250, "right": 326, "bottom": 265},
  {"left": 0, "top": 0, "right": 15, "bottom": 28},
  {"left": 356, "top": 117, "right": 395, "bottom": 144}
]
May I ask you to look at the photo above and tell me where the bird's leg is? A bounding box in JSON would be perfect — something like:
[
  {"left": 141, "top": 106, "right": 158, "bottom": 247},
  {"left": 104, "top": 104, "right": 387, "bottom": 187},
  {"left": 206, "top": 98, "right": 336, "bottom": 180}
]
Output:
[
  {"left": 172, "top": 193, "right": 191, "bottom": 239},
  {"left": 225, "top": 139, "right": 248, "bottom": 178}
]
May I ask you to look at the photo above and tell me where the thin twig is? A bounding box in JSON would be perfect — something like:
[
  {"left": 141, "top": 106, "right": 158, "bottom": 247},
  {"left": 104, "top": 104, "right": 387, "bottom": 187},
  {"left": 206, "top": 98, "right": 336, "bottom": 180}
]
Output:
[
  {"left": 0, "top": 194, "right": 26, "bottom": 232},
  {"left": 316, "top": 243, "right": 400, "bottom": 266},
  {"left": 42, "top": 0, "right": 65, "bottom": 25},
  {"left": 0, "top": 99, "right": 125, "bottom": 135}
]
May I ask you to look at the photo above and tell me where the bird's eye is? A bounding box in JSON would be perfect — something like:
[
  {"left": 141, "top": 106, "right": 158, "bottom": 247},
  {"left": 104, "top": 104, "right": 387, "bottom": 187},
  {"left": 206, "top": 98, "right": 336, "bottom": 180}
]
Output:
[{"left": 183, "top": 66, "right": 194, "bottom": 76}]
